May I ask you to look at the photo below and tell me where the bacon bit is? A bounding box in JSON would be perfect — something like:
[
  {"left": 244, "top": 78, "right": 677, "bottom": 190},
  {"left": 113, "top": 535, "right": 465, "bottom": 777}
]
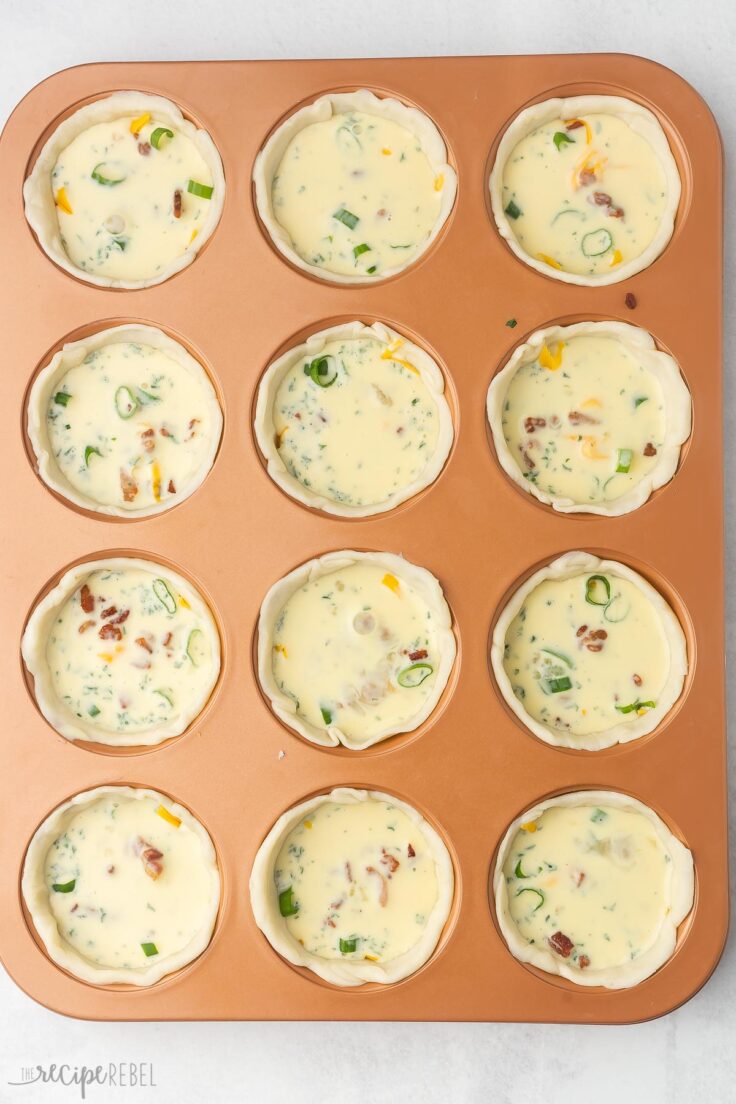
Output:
[
  {"left": 633, "top": 673, "right": 643, "bottom": 687},
  {"left": 101, "top": 606, "right": 117, "bottom": 619},
  {"left": 366, "top": 866, "right": 388, "bottom": 907},
  {"left": 625, "top": 292, "right": 637, "bottom": 310},
  {"left": 71, "top": 903, "right": 78, "bottom": 913},
  {"left": 566, "top": 119, "right": 584, "bottom": 131},
  {"left": 381, "top": 848, "right": 400, "bottom": 874},
  {"left": 578, "top": 954, "right": 591, "bottom": 970},
  {"left": 135, "top": 636, "right": 153, "bottom": 653},
  {"left": 576, "top": 624, "right": 588, "bottom": 637},
  {"left": 138, "top": 141, "right": 151, "bottom": 156},
  {"left": 571, "top": 868, "right": 586, "bottom": 887},
  {"left": 163, "top": 632, "right": 173, "bottom": 647},
  {"left": 548, "top": 931, "right": 574, "bottom": 958},
  {"left": 140, "top": 427, "right": 155, "bottom": 452},
  {"left": 99, "top": 622, "right": 123, "bottom": 641},
  {"left": 408, "top": 843, "right": 416, "bottom": 858},
  {"left": 325, "top": 917, "right": 336, "bottom": 928},
  {"left": 568, "top": 410, "right": 599, "bottom": 426},
  {"left": 187, "top": 418, "right": 200, "bottom": 440},
  {"left": 160, "top": 426, "right": 173, "bottom": 437},
  {"left": 644, "top": 442, "right": 657, "bottom": 457},
  {"left": 120, "top": 469, "right": 139, "bottom": 502},
  {"left": 521, "top": 448, "right": 536, "bottom": 471},
  {"left": 173, "top": 188, "right": 182, "bottom": 218},
  {"left": 377, "top": 207, "right": 388, "bottom": 217},
  {"left": 78, "top": 620, "right": 95, "bottom": 634},
  {"left": 80, "top": 584, "right": 94, "bottom": 613},
  {"left": 579, "top": 168, "right": 596, "bottom": 185},
  {"left": 111, "top": 609, "right": 129, "bottom": 626},
  {"left": 408, "top": 649, "right": 428, "bottom": 661},
  {"left": 524, "top": 416, "right": 547, "bottom": 434},
  {"left": 582, "top": 628, "right": 608, "bottom": 652},
  {"left": 168, "top": 479, "right": 176, "bottom": 494},
  {"left": 133, "top": 837, "right": 164, "bottom": 881},
  {"left": 345, "top": 861, "right": 353, "bottom": 883},
  {"left": 107, "top": 865, "right": 115, "bottom": 874},
  {"left": 588, "top": 191, "right": 624, "bottom": 218}
]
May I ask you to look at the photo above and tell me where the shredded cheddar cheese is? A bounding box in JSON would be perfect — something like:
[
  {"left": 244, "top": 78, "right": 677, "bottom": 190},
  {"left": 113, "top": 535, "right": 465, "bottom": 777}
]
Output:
[
  {"left": 156, "top": 804, "right": 182, "bottom": 829},
  {"left": 609, "top": 248, "right": 623, "bottom": 267},
  {"left": 55, "top": 187, "right": 73, "bottom": 215},
  {"left": 521, "top": 821, "right": 537, "bottom": 833},
  {"left": 178, "top": 594, "right": 191, "bottom": 610},
  {"left": 130, "top": 112, "right": 151, "bottom": 136},
  {"left": 564, "top": 117, "right": 593, "bottom": 145},
  {"left": 434, "top": 173, "right": 444, "bottom": 192},
  {"left": 381, "top": 573, "right": 400, "bottom": 594},
  {"left": 537, "top": 252, "right": 563, "bottom": 270},
  {"left": 539, "top": 342, "right": 564, "bottom": 370}
]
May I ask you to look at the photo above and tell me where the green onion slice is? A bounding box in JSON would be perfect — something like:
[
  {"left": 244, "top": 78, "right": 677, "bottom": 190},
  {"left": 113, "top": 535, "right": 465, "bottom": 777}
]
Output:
[
  {"left": 115, "top": 386, "right": 139, "bottom": 419},
  {"left": 52, "top": 879, "right": 76, "bottom": 893},
  {"left": 616, "top": 448, "right": 633, "bottom": 473},
  {"left": 186, "top": 628, "right": 207, "bottom": 666},
  {"left": 140, "top": 942, "right": 159, "bottom": 957},
  {"left": 353, "top": 243, "right": 371, "bottom": 259},
  {"left": 54, "top": 391, "right": 71, "bottom": 407},
  {"left": 590, "top": 808, "right": 608, "bottom": 823},
  {"left": 514, "top": 858, "right": 531, "bottom": 879},
  {"left": 541, "top": 647, "right": 573, "bottom": 668},
  {"left": 582, "top": 228, "right": 613, "bottom": 257},
  {"left": 551, "top": 208, "right": 585, "bottom": 224},
  {"left": 91, "top": 162, "right": 127, "bottom": 186},
  {"left": 333, "top": 207, "right": 359, "bottom": 229},
  {"left": 604, "top": 595, "right": 631, "bottom": 623},
  {"left": 136, "top": 387, "right": 161, "bottom": 405},
  {"left": 187, "top": 179, "right": 213, "bottom": 199},
  {"left": 504, "top": 199, "right": 522, "bottom": 220},
  {"left": 88, "top": 704, "right": 101, "bottom": 717},
  {"left": 153, "top": 578, "right": 177, "bottom": 615},
  {"left": 154, "top": 688, "right": 174, "bottom": 707},
  {"left": 306, "top": 355, "right": 338, "bottom": 388},
  {"left": 515, "top": 887, "right": 545, "bottom": 911},
  {"left": 336, "top": 126, "right": 362, "bottom": 152},
  {"left": 84, "top": 445, "right": 102, "bottom": 466},
  {"left": 505, "top": 318, "right": 518, "bottom": 329},
  {"left": 397, "top": 662, "right": 434, "bottom": 688},
  {"left": 150, "top": 126, "right": 174, "bottom": 149},
  {"left": 366, "top": 265, "right": 377, "bottom": 274},
  {"left": 278, "top": 886, "right": 299, "bottom": 917},
  {"left": 545, "top": 675, "right": 572, "bottom": 694},
  {"left": 634, "top": 396, "right": 649, "bottom": 408},
  {"left": 585, "top": 575, "right": 611, "bottom": 606},
  {"left": 320, "top": 706, "right": 333, "bottom": 725},
  {"left": 615, "top": 699, "right": 656, "bottom": 715},
  {"left": 553, "top": 131, "right": 576, "bottom": 150},
  {"left": 339, "top": 937, "right": 358, "bottom": 954}
]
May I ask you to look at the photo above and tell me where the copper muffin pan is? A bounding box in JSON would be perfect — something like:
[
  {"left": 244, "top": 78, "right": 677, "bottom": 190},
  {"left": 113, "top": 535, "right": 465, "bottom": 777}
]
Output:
[{"left": 0, "top": 54, "right": 725, "bottom": 1022}]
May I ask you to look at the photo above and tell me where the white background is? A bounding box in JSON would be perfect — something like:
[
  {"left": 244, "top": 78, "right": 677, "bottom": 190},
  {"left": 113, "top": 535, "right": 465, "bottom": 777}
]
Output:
[{"left": 1, "top": 1, "right": 733, "bottom": 1101}]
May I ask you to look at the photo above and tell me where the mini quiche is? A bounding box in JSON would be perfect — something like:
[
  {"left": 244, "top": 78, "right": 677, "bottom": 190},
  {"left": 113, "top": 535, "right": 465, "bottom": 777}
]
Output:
[
  {"left": 253, "top": 89, "right": 456, "bottom": 283},
  {"left": 493, "top": 790, "right": 694, "bottom": 989},
  {"left": 489, "top": 96, "right": 680, "bottom": 285},
  {"left": 257, "top": 550, "right": 456, "bottom": 750},
  {"left": 255, "top": 321, "right": 453, "bottom": 516},
  {"left": 487, "top": 321, "right": 691, "bottom": 515},
  {"left": 492, "top": 551, "right": 687, "bottom": 751},
  {"left": 24, "top": 91, "right": 224, "bottom": 289},
  {"left": 22, "top": 785, "right": 220, "bottom": 986},
  {"left": 28, "top": 324, "right": 223, "bottom": 518},
  {"left": 22, "top": 557, "right": 220, "bottom": 747},
  {"left": 250, "top": 787, "right": 454, "bottom": 986}
]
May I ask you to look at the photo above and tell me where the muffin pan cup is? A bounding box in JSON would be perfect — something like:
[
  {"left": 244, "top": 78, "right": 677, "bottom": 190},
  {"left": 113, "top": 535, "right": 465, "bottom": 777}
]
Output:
[{"left": 0, "top": 54, "right": 725, "bottom": 1021}]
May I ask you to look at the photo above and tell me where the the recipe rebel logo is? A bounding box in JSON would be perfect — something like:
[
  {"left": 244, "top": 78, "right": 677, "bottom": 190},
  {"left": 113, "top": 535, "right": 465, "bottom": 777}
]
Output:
[{"left": 7, "top": 1062, "right": 156, "bottom": 1098}]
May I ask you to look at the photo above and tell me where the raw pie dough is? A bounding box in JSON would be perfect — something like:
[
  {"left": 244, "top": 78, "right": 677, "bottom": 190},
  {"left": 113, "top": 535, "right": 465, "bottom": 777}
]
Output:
[
  {"left": 28, "top": 324, "right": 223, "bottom": 517},
  {"left": 494, "top": 790, "right": 694, "bottom": 988},
  {"left": 22, "top": 785, "right": 220, "bottom": 986},
  {"left": 24, "top": 91, "right": 225, "bottom": 289},
  {"left": 253, "top": 89, "right": 456, "bottom": 283},
  {"left": 250, "top": 787, "right": 454, "bottom": 986},
  {"left": 489, "top": 96, "right": 680, "bottom": 285},
  {"left": 257, "top": 550, "right": 456, "bottom": 750},
  {"left": 487, "top": 321, "right": 691, "bottom": 515},
  {"left": 255, "top": 321, "right": 453, "bottom": 516},
  {"left": 491, "top": 552, "right": 687, "bottom": 751},
  {"left": 22, "top": 557, "right": 220, "bottom": 747}
]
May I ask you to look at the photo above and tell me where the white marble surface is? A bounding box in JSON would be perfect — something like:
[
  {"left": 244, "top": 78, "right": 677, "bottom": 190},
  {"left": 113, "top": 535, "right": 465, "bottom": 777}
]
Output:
[{"left": 1, "top": 1, "right": 733, "bottom": 1101}]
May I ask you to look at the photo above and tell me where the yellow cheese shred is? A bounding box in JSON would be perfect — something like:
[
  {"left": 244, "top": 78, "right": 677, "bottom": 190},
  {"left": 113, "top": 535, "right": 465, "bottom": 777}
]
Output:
[
  {"left": 130, "top": 112, "right": 151, "bottom": 136},
  {"left": 382, "top": 573, "right": 400, "bottom": 594},
  {"left": 156, "top": 804, "right": 182, "bottom": 829},
  {"left": 55, "top": 187, "right": 73, "bottom": 215},
  {"left": 178, "top": 594, "right": 191, "bottom": 610},
  {"left": 539, "top": 342, "right": 564, "bottom": 370},
  {"left": 537, "top": 252, "right": 563, "bottom": 270},
  {"left": 520, "top": 821, "right": 537, "bottom": 833}
]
